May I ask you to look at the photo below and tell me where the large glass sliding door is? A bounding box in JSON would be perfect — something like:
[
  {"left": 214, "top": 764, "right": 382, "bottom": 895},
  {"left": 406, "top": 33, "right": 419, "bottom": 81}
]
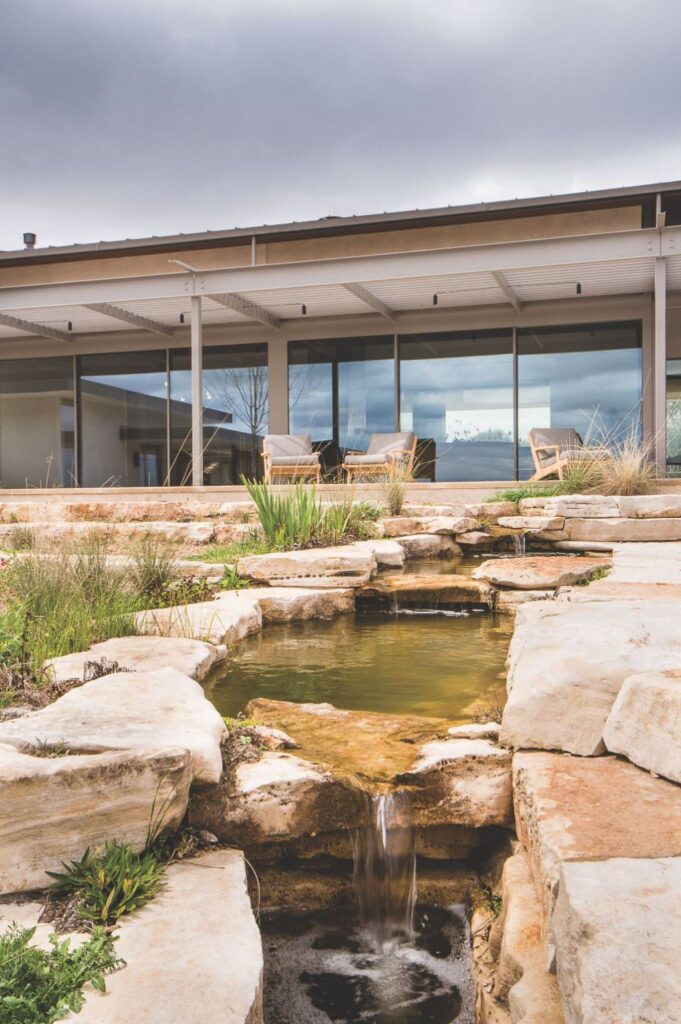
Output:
[
  {"left": 517, "top": 323, "right": 642, "bottom": 478},
  {"left": 667, "top": 359, "right": 681, "bottom": 477},
  {"left": 0, "top": 357, "right": 75, "bottom": 488},
  {"left": 79, "top": 351, "right": 168, "bottom": 487},
  {"left": 169, "top": 344, "right": 268, "bottom": 485},
  {"left": 399, "top": 331, "right": 514, "bottom": 481},
  {"left": 289, "top": 337, "right": 394, "bottom": 470}
]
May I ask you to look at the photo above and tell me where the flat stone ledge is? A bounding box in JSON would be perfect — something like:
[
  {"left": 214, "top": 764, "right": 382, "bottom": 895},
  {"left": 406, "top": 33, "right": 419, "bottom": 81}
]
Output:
[
  {"left": 236, "top": 546, "right": 376, "bottom": 587},
  {"left": 136, "top": 593, "right": 263, "bottom": 646},
  {"left": 0, "top": 668, "right": 226, "bottom": 785},
  {"left": 380, "top": 515, "right": 478, "bottom": 537},
  {"left": 603, "top": 669, "right": 681, "bottom": 783},
  {"left": 473, "top": 555, "right": 609, "bottom": 590},
  {"left": 70, "top": 849, "right": 264, "bottom": 1024},
  {"left": 357, "top": 573, "right": 494, "bottom": 610},
  {"left": 552, "top": 857, "right": 681, "bottom": 1024},
  {"left": 46, "top": 635, "right": 221, "bottom": 684},
  {"left": 395, "top": 534, "right": 462, "bottom": 559}
]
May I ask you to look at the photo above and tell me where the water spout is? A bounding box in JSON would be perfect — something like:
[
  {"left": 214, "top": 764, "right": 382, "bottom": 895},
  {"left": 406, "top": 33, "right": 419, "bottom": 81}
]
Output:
[{"left": 353, "top": 791, "right": 417, "bottom": 952}]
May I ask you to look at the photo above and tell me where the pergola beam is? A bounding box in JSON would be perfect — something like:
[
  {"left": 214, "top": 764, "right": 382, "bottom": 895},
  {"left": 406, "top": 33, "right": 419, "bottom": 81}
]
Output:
[
  {"left": 84, "top": 302, "right": 174, "bottom": 338},
  {"left": 0, "top": 312, "right": 72, "bottom": 344},
  {"left": 342, "top": 282, "right": 396, "bottom": 322},
  {"left": 209, "top": 292, "right": 281, "bottom": 330},
  {"left": 491, "top": 271, "right": 523, "bottom": 312}
]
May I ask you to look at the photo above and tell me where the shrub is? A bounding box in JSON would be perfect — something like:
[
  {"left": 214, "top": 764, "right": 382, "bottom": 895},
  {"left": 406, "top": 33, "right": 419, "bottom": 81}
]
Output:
[
  {"left": 243, "top": 480, "right": 325, "bottom": 547},
  {"left": 0, "top": 923, "right": 122, "bottom": 1023},
  {"left": 129, "top": 533, "right": 178, "bottom": 601},
  {"left": 48, "top": 840, "right": 166, "bottom": 925}
]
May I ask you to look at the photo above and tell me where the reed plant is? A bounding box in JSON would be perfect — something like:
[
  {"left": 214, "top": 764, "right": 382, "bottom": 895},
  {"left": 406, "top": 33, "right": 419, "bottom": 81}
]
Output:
[{"left": 243, "top": 479, "right": 380, "bottom": 548}]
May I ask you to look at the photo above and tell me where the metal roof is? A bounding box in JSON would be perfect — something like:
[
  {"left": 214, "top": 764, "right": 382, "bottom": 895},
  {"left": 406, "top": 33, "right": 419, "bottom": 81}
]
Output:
[{"left": 2, "top": 178, "right": 680, "bottom": 267}]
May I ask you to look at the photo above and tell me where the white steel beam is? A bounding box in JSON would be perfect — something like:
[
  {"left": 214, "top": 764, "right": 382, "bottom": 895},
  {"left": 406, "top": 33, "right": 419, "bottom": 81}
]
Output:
[
  {"left": 342, "top": 282, "right": 396, "bottom": 322},
  {"left": 209, "top": 292, "right": 281, "bottom": 330},
  {"left": 491, "top": 271, "right": 523, "bottom": 312},
  {"left": 191, "top": 295, "right": 203, "bottom": 486},
  {"left": 0, "top": 311, "right": 72, "bottom": 344},
  {"left": 0, "top": 228, "right": 665, "bottom": 313},
  {"left": 83, "top": 302, "right": 174, "bottom": 338},
  {"left": 654, "top": 256, "right": 667, "bottom": 473}
]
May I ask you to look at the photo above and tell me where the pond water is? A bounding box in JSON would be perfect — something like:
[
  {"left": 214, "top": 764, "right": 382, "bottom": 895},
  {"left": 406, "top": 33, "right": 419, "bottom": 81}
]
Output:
[{"left": 205, "top": 607, "right": 512, "bottom": 721}]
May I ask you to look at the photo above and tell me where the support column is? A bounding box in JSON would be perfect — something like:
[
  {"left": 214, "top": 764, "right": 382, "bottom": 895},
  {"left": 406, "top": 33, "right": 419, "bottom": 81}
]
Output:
[
  {"left": 654, "top": 257, "right": 667, "bottom": 474},
  {"left": 190, "top": 295, "right": 203, "bottom": 486},
  {"left": 267, "top": 336, "right": 288, "bottom": 434}
]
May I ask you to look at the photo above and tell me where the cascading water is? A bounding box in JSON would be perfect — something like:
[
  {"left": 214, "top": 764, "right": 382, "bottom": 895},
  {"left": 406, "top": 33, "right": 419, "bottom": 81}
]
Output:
[
  {"left": 353, "top": 791, "right": 417, "bottom": 952},
  {"left": 511, "top": 531, "right": 527, "bottom": 556}
]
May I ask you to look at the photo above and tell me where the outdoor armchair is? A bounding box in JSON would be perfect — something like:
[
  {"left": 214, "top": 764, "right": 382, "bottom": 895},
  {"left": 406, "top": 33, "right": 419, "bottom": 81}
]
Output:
[
  {"left": 528, "top": 427, "right": 604, "bottom": 481},
  {"left": 342, "top": 431, "right": 417, "bottom": 483},
  {"left": 262, "top": 433, "right": 321, "bottom": 484}
]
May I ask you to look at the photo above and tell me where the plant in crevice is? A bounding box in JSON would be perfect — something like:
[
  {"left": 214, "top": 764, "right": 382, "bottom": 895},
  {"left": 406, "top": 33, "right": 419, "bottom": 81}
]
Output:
[{"left": 0, "top": 923, "right": 122, "bottom": 1023}]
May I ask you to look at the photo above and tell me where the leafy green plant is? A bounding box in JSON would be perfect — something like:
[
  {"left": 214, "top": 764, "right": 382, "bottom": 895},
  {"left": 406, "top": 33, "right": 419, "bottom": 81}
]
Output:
[
  {"left": 0, "top": 923, "right": 122, "bottom": 1023},
  {"left": 219, "top": 566, "right": 250, "bottom": 591},
  {"left": 48, "top": 840, "right": 166, "bottom": 925},
  {"left": 243, "top": 479, "right": 325, "bottom": 547},
  {"left": 485, "top": 485, "right": 564, "bottom": 504},
  {"left": 479, "top": 885, "right": 503, "bottom": 918}
]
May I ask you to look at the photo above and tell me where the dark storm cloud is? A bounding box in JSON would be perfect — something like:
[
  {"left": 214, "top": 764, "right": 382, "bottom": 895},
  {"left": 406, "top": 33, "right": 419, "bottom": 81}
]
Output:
[{"left": 1, "top": 0, "right": 680, "bottom": 249}]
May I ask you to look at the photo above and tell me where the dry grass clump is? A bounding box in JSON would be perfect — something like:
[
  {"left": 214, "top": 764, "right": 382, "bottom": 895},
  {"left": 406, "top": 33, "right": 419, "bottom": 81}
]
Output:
[{"left": 563, "top": 429, "right": 658, "bottom": 496}]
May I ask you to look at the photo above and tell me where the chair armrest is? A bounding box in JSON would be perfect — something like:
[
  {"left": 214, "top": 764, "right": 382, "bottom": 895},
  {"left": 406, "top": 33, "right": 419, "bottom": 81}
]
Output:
[{"left": 532, "top": 444, "right": 563, "bottom": 455}]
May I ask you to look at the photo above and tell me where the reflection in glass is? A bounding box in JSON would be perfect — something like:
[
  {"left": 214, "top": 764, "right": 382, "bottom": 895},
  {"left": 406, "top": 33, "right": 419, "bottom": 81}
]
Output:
[
  {"left": 288, "top": 337, "right": 394, "bottom": 471},
  {"left": 79, "top": 351, "right": 168, "bottom": 487},
  {"left": 169, "top": 344, "right": 268, "bottom": 485},
  {"left": 517, "top": 324, "right": 642, "bottom": 478},
  {"left": 667, "top": 359, "right": 681, "bottom": 477},
  {"left": 0, "top": 357, "right": 75, "bottom": 488},
  {"left": 399, "top": 331, "right": 514, "bottom": 481}
]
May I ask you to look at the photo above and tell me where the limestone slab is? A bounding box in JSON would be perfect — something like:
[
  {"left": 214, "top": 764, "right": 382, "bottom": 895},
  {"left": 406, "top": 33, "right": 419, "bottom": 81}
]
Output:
[
  {"left": 497, "top": 516, "right": 565, "bottom": 536},
  {"left": 519, "top": 495, "right": 620, "bottom": 519},
  {"left": 237, "top": 546, "right": 376, "bottom": 587},
  {"left": 136, "top": 593, "right": 262, "bottom": 646},
  {"left": 563, "top": 516, "right": 681, "bottom": 542},
  {"left": 380, "top": 515, "right": 478, "bottom": 537},
  {"left": 357, "top": 573, "right": 494, "bottom": 610},
  {"left": 603, "top": 669, "right": 681, "bottom": 783},
  {"left": 473, "top": 555, "right": 609, "bottom": 590},
  {"left": 512, "top": 751, "right": 681, "bottom": 934},
  {"left": 71, "top": 849, "right": 263, "bottom": 1024},
  {"left": 0, "top": 668, "right": 226, "bottom": 784},
  {"left": 349, "top": 538, "right": 405, "bottom": 568},
  {"left": 464, "top": 501, "right": 517, "bottom": 520},
  {"left": 618, "top": 493, "right": 681, "bottom": 518},
  {"left": 608, "top": 540, "right": 681, "bottom": 583},
  {"left": 495, "top": 590, "right": 552, "bottom": 616},
  {"left": 0, "top": 743, "right": 191, "bottom": 894},
  {"left": 396, "top": 534, "right": 462, "bottom": 559},
  {"left": 552, "top": 857, "right": 681, "bottom": 1024},
  {"left": 46, "top": 635, "right": 220, "bottom": 684},
  {"left": 190, "top": 751, "right": 367, "bottom": 846},
  {"left": 455, "top": 530, "right": 495, "bottom": 547},
  {"left": 250, "top": 585, "right": 354, "bottom": 623},
  {"left": 213, "top": 522, "right": 264, "bottom": 544},
  {"left": 398, "top": 738, "right": 513, "bottom": 828},
  {"left": 500, "top": 596, "right": 681, "bottom": 755}
]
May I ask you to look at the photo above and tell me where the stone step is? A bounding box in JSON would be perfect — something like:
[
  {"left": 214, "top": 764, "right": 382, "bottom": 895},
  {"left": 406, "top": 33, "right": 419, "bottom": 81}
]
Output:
[
  {"left": 472, "top": 554, "right": 610, "bottom": 590},
  {"left": 356, "top": 573, "right": 494, "bottom": 610}
]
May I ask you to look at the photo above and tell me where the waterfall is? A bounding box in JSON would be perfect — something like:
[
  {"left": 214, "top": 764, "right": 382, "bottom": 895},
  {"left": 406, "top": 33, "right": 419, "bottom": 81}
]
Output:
[
  {"left": 353, "top": 791, "right": 417, "bottom": 952},
  {"left": 511, "top": 532, "right": 527, "bottom": 556}
]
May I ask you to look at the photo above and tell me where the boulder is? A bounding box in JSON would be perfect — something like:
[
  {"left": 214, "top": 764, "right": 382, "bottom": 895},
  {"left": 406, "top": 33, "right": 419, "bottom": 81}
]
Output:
[
  {"left": 213, "top": 522, "right": 263, "bottom": 545},
  {"left": 356, "top": 573, "right": 494, "bottom": 611},
  {"left": 0, "top": 668, "right": 226, "bottom": 784},
  {"left": 250, "top": 585, "right": 354, "bottom": 623},
  {"left": 455, "top": 530, "right": 495, "bottom": 547},
  {"left": 492, "top": 851, "right": 564, "bottom": 1024},
  {"left": 398, "top": 738, "right": 513, "bottom": 828},
  {"left": 396, "top": 534, "right": 462, "bottom": 559},
  {"left": 603, "top": 669, "right": 681, "bottom": 783},
  {"left": 381, "top": 515, "right": 478, "bottom": 537},
  {"left": 136, "top": 593, "right": 262, "bottom": 646},
  {"left": 72, "top": 849, "right": 264, "bottom": 1024},
  {"left": 46, "top": 635, "right": 221, "bottom": 684},
  {"left": 552, "top": 857, "right": 681, "bottom": 1024},
  {"left": 190, "top": 751, "right": 367, "bottom": 846},
  {"left": 495, "top": 590, "right": 552, "bottom": 616},
  {"left": 236, "top": 546, "right": 376, "bottom": 587},
  {"left": 464, "top": 501, "right": 517, "bottom": 521},
  {"left": 512, "top": 751, "right": 681, "bottom": 935},
  {"left": 0, "top": 743, "right": 191, "bottom": 893},
  {"left": 473, "top": 555, "right": 610, "bottom": 590},
  {"left": 217, "top": 500, "right": 258, "bottom": 521},
  {"left": 349, "top": 538, "right": 405, "bottom": 568},
  {"left": 501, "top": 596, "right": 681, "bottom": 755}
]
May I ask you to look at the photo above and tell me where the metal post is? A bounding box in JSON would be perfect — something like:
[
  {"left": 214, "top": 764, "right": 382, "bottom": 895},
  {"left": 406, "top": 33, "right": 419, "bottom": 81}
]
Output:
[
  {"left": 654, "top": 257, "right": 667, "bottom": 474},
  {"left": 190, "top": 295, "right": 203, "bottom": 486}
]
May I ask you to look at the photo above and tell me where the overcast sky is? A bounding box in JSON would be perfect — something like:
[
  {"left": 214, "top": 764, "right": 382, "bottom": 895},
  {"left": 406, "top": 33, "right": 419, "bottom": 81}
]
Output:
[{"left": 1, "top": 0, "right": 680, "bottom": 252}]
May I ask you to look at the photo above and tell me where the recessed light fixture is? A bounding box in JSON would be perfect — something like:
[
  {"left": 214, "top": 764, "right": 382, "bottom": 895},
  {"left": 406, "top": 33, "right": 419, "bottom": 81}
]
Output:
[
  {"left": 576, "top": 282, "right": 582, "bottom": 295},
  {"left": 432, "top": 294, "right": 438, "bottom": 306},
  {"left": 301, "top": 304, "right": 307, "bottom": 315},
  {"left": 67, "top": 321, "right": 72, "bottom": 331},
  {"left": 179, "top": 313, "right": 185, "bottom": 324}
]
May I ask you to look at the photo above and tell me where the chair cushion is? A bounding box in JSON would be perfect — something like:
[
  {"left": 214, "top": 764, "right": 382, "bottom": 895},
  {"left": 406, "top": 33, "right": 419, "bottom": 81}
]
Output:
[
  {"left": 344, "top": 453, "right": 391, "bottom": 466},
  {"left": 529, "top": 428, "right": 583, "bottom": 465},
  {"left": 269, "top": 454, "right": 320, "bottom": 467},
  {"left": 264, "top": 434, "right": 313, "bottom": 458},
  {"left": 366, "top": 431, "right": 416, "bottom": 456}
]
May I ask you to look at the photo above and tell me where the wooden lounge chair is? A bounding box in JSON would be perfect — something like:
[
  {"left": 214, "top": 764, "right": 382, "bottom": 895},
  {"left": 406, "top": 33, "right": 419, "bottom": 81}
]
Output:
[
  {"left": 528, "top": 427, "right": 601, "bottom": 481},
  {"left": 262, "top": 433, "right": 321, "bottom": 485},
  {"left": 343, "top": 431, "right": 417, "bottom": 484}
]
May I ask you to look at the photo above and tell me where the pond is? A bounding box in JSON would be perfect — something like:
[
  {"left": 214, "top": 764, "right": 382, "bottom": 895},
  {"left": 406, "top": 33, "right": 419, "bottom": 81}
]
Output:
[{"left": 205, "top": 607, "right": 512, "bottom": 721}]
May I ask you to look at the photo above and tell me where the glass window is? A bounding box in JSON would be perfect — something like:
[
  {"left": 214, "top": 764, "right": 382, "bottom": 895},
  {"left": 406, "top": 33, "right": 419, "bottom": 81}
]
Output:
[
  {"left": 667, "top": 359, "right": 681, "bottom": 477},
  {"left": 517, "top": 323, "right": 642, "bottom": 478},
  {"left": 399, "top": 331, "right": 514, "bottom": 481},
  {"left": 288, "top": 337, "right": 394, "bottom": 471},
  {"left": 169, "top": 344, "right": 268, "bottom": 485},
  {"left": 79, "top": 351, "right": 168, "bottom": 487},
  {"left": 0, "top": 357, "right": 75, "bottom": 488}
]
